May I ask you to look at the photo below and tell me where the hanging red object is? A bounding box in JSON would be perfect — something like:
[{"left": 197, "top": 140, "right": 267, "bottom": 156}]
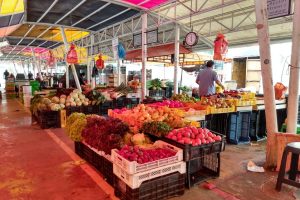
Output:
[
  {"left": 213, "top": 33, "right": 228, "bottom": 61},
  {"left": 47, "top": 50, "right": 56, "bottom": 67},
  {"left": 96, "top": 54, "right": 105, "bottom": 69},
  {"left": 66, "top": 43, "right": 78, "bottom": 64}
]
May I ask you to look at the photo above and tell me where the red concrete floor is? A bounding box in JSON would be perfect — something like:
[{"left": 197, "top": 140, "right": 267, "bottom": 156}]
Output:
[
  {"left": 0, "top": 99, "right": 114, "bottom": 200},
  {"left": 0, "top": 98, "right": 299, "bottom": 200}
]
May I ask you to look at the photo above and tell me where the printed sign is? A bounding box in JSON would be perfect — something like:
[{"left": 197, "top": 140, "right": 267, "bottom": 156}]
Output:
[
  {"left": 112, "top": 37, "right": 119, "bottom": 59},
  {"left": 267, "top": 0, "right": 291, "bottom": 19}
]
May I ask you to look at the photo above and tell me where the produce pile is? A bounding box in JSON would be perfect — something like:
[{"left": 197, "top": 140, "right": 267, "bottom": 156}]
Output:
[
  {"left": 66, "top": 112, "right": 87, "bottom": 142},
  {"left": 171, "top": 93, "right": 196, "bottom": 103},
  {"left": 149, "top": 100, "right": 184, "bottom": 108},
  {"left": 109, "top": 104, "right": 185, "bottom": 133},
  {"left": 81, "top": 115, "right": 129, "bottom": 154},
  {"left": 166, "top": 127, "right": 222, "bottom": 146},
  {"left": 141, "top": 121, "right": 171, "bottom": 137},
  {"left": 118, "top": 145, "right": 176, "bottom": 164}
]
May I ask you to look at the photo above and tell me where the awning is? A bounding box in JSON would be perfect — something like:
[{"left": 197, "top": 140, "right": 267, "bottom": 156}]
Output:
[{"left": 125, "top": 43, "right": 191, "bottom": 60}]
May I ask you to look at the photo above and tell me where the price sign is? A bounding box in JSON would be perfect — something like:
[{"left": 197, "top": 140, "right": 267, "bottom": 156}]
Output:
[{"left": 267, "top": 0, "right": 291, "bottom": 19}]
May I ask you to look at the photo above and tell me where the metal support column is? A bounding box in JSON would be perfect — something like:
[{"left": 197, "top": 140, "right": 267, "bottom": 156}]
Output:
[
  {"left": 31, "top": 48, "right": 42, "bottom": 80},
  {"left": 60, "top": 27, "right": 70, "bottom": 88},
  {"left": 90, "top": 35, "right": 96, "bottom": 89},
  {"left": 141, "top": 13, "right": 147, "bottom": 100},
  {"left": 287, "top": 0, "right": 300, "bottom": 133},
  {"left": 174, "top": 24, "right": 180, "bottom": 95}
]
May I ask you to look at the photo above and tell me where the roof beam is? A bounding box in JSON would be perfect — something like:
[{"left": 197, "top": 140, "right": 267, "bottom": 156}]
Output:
[
  {"left": 71, "top": 3, "right": 111, "bottom": 27},
  {"left": 87, "top": 8, "right": 131, "bottom": 30},
  {"left": 55, "top": 0, "right": 87, "bottom": 24},
  {"left": 6, "top": 0, "right": 59, "bottom": 57}
]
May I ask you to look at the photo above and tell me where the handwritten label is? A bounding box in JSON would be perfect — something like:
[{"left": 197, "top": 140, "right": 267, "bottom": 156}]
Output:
[{"left": 267, "top": 0, "right": 291, "bottom": 19}]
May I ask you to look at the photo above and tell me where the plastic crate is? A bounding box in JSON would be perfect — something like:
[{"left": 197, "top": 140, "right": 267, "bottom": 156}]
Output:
[
  {"left": 227, "top": 112, "right": 251, "bottom": 144},
  {"left": 206, "top": 113, "right": 230, "bottom": 136},
  {"left": 186, "top": 152, "right": 220, "bottom": 188},
  {"left": 113, "top": 97, "right": 127, "bottom": 109},
  {"left": 37, "top": 110, "right": 61, "bottom": 129},
  {"left": 249, "top": 111, "right": 266, "bottom": 141},
  {"left": 66, "top": 106, "right": 82, "bottom": 116},
  {"left": 160, "top": 131, "right": 225, "bottom": 161},
  {"left": 149, "top": 90, "right": 166, "bottom": 97},
  {"left": 112, "top": 141, "right": 183, "bottom": 174},
  {"left": 74, "top": 142, "right": 114, "bottom": 186},
  {"left": 81, "top": 105, "right": 100, "bottom": 115},
  {"left": 113, "top": 161, "right": 186, "bottom": 189},
  {"left": 114, "top": 172, "right": 185, "bottom": 200},
  {"left": 100, "top": 101, "right": 113, "bottom": 115},
  {"left": 125, "top": 98, "right": 140, "bottom": 108}
]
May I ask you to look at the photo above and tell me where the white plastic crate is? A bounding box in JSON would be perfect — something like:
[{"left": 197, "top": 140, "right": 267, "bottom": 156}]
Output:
[
  {"left": 111, "top": 140, "right": 183, "bottom": 174},
  {"left": 113, "top": 161, "right": 186, "bottom": 189}
]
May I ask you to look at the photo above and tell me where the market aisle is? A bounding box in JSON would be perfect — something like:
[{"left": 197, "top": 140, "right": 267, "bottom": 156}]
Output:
[{"left": 0, "top": 99, "right": 112, "bottom": 200}]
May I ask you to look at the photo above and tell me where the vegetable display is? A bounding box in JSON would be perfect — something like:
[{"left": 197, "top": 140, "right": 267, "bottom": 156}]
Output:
[
  {"left": 81, "top": 116, "right": 129, "bottom": 154},
  {"left": 65, "top": 112, "right": 87, "bottom": 142},
  {"left": 141, "top": 121, "right": 171, "bottom": 137}
]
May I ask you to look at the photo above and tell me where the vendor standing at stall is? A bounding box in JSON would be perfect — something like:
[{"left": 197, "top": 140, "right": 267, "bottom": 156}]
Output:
[{"left": 196, "top": 60, "right": 225, "bottom": 96}]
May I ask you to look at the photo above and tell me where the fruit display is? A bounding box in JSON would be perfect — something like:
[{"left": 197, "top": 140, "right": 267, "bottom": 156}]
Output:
[
  {"left": 85, "top": 89, "right": 106, "bottom": 105},
  {"left": 148, "top": 78, "right": 162, "bottom": 90},
  {"left": 117, "top": 145, "right": 176, "bottom": 164},
  {"left": 109, "top": 104, "right": 185, "bottom": 133},
  {"left": 149, "top": 100, "right": 184, "bottom": 108},
  {"left": 141, "top": 121, "right": 171, "bottom": 137},
  {"left": 171, "top": 93, "right": 196, "bottom": 103},
  {"left": 81, "top": 115, "right": 129, "bottom": 154},
  {"left": 166, "top": 127, "right": 222, "bottom": 146},
  {"left": 65, "top": 112, "right": 87, "bottom": 142}
]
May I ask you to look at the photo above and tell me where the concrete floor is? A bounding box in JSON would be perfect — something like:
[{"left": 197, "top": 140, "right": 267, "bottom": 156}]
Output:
[{"left": 0, "top": 98, "right": 298, "bottom": 200}]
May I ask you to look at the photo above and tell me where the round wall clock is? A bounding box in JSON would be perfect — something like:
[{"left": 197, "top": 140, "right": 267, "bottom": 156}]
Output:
[{"left": 185, "top": 32, "right": 198, "bottom": 46}]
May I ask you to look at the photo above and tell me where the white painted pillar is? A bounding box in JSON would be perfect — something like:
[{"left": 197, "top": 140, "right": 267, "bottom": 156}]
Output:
[
  {"left": 117, "top": 59, "right": 121, "bottom": 85},
  {"left": 287, "top": 0, "right": 300, "bottom": 133},
  {"left": 90, "top": 35, "right": 96, "bottom": 89},
  {"left": 86, "top": 49, "right": 90, "bottom": 85},
  {"left": 255, "top": 0, "right": 278, "bottom": 167},
  {"left": 141, "top": 13, "right": 147, "bottom": 100},
  {"left": 31, "top": 48, "right": 42, "bottom": 80},
  {"left": 60, "top": 27, "right": 70, "bottom": 88},
  {"left": 174, "top": 24, "right": 180, "bottom": 95}
]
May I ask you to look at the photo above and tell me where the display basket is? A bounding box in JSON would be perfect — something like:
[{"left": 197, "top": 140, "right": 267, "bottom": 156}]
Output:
[
  {"left": 233, "top": 99, "right": 256, "bottom": 107},
  {"left": 81, "top": 105, "right": 100, "bottom": 115},
  {"left": 161, "top": 131, "right": 225, "bottom": 161},
  {"left": 114, "top": 172, "right": 185, "bottom": 200},
  {"left": 113, "top": 161, "right": 186, "bottom": 189},
  {"left": 111, "top": 140, "right": 183, "bottom": 174}
]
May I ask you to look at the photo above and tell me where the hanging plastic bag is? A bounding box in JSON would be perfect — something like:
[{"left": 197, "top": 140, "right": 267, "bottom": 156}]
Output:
[
  {"left": 96, "top": 54, "right": 104, "bottom": 69},
  {"left": 213, "top": 33, "right": 228, "bottom": 61},
  {"left": 66, "top": 44, "right": 78, "bottom": 64},
  {"left": 274, "top": 82, "right": 287, "bottom": 100},
  {"left": 47, "top": 50, "right": 56, "bottom": 67},
  {"left": 118, "top": 43, "right": 126, "bottom": 60}
]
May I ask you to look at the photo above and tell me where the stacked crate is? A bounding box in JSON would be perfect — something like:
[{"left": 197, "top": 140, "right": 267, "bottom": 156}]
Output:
[{"left": 112, "top": 141, "right": 186, "bottom": 200}]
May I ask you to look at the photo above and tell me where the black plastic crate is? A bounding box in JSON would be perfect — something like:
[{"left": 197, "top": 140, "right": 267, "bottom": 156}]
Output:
[
  {"left": 186, "top": 152, "right": 220, "bottom": 188},
  {"left": 114, "top": 172, "right": 185, "bottom": 200},
  {"left": 125, "top": 98, "right": 140, "bottom": 108},
  {"left": 113, "top": 97, "right": 127, "bottom": 109},
  {"left": 66, "top": 106, "right": 82, "bottom": 116},
  {"left": 149, "top": 90, "right": 166, "bottom": 97},
  {"left": 228, "top": 112, "right": 251, "bottom": 144},
  {"left": 37, "top": 110, "right": 60, "bottom": 129},
  {"left": 206, "top": 113, "right": 230, "bottom": 136},
  {"left": 160, "top": 131, "right": 225, "bottom": 161},
  {"left": 81, "top": 105, "right": 100, "bottom": 115},
  {"left": 74, "top": 142, "right": 113, "bottom": 186},
  {"left": 100, "top": 101, "right": 113, "bottom": 115},
  {"left": 249, "top": 111, "right": 266, "bottom": 141}
]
